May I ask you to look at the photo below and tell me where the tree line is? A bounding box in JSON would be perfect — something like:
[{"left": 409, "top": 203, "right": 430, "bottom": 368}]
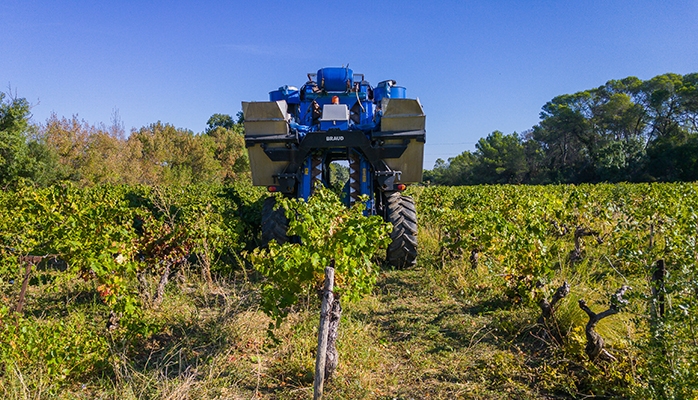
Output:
[
  {"left": 4, "top": 71, "right": 697, "bottom": 190},
  {"left": 424, "top": 72, "right": 698, "bottom": 185},
  {"left": 0, "top": 91, "right": 248, "bottom": 190}
]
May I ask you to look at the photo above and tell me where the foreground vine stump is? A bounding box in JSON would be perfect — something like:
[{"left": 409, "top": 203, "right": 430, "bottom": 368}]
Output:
[
  {"left": 469, "top": 247, "right": 480, "bottom": 269},
  {"left": 578, "top": 285, "right": 631, "bottom": 362},
  {"left": 569, "top": 226, "right": 600, "bottom": 262},
  {"left": 538, "top": 281, "right": 570, "bottom": 324}
]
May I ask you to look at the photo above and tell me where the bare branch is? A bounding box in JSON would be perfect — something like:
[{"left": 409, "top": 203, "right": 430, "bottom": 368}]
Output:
[
  {"left": 538, "top": 281, "right": 570, "bottom": 323},
  {"left": 578, "top": 285, "right": 631, "bottom": 362}
]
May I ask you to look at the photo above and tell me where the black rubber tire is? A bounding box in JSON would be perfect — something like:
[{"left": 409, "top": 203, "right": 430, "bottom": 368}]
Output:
[
  {"left": 261, "top": 196, "right": 289, "bottom": 246},
  {"left": 384, "top": 192, "right": 418, "bottom": 268}
]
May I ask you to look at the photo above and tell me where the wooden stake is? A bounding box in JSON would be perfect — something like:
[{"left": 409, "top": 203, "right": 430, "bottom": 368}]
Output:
[
  {"left": 314, "top": 261, "right": 335, "bottom": 400},
  {"left": 651, "top": 259, "right": 666, "bottom": 319},
  {"left": 324, "top": 296, "right": 341, "bottom": 379},
  {"left": 15, "top": 256, "right": 42, "bottom": 314}
]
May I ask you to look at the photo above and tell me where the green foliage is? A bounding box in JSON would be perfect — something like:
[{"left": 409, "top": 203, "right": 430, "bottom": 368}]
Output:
[
  {"left": 329, "top": 161, "right": 350, "bottom": 195},
  {"left": 0, "top": 183, "right": 261, "bottom": 335},
  {"left": 206, "top": 113, "right": 235, "bottom": 133},
  {"left": 417, "top": 183, "right": 698, "bottom": 396},
  {"left": 204, "top": 124, "right": 249, "bottom": 183},
  {"left": 221, "top": 180, "right": 267, "bottom": 249},
  {"left": 0, "top": 91, "right": 31, "bottom": 189},
  {"left": 134, "top": 184, "right": 250, "bottom": 277},
  {"left": 21, "top": 112, "right": 249, "bottom": 187},
  {"left": 474, "top": 131, "right": 528, "bottom": 183},
  {"left": 0, "top": 306, "right": 110, "bottom": 391},
  {"left": 635, "top": 188, "right": 698, "bottom": 398},
  {"left": 128, "top": 122, "right": 222, "bottom": 185},
  {"left": 250, "top": 187, "right": 391, "bottom": 325},
  {"left": 426, "top": 71, "right": 698, "bottom": 185},
  {"left": 0, "top": 184, "right": 145, "bottom": 329}
]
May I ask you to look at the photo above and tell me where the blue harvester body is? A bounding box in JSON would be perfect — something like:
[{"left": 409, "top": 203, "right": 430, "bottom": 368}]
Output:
[{"left": 243, "top": 67, "right": 425, "bottom": 207}]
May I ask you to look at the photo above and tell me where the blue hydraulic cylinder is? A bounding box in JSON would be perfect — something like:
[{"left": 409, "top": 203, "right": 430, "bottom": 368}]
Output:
[{"left": 299, "top": 155, "right": 313, "bottom": 201}]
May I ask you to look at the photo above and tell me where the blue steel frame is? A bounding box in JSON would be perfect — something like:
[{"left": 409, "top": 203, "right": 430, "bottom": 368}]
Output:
[
  {"left": 259, "top": 67, "right": 417, "bottom": 212},
  {"left": 299, "top": 155, "right": 313, "bottom": 201}
]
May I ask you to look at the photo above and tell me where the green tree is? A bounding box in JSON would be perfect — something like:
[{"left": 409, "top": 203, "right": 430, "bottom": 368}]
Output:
[
  {"left": 39, "top": 114, "right": 131, "bottom": 185},
  {"left": 329, "top": 161, "right": 349, "bottom": 195},
  {"left": 445, "top": 151, "right": 479, "bottom": 185},
  {"left": 423, "top": 152, "right": 478, "bottom": 186},
  {"left": 521, "top": 131, "right": 547, "bottom": 183},
  {"left": 206, "top": 113, "right": 235, "bottom": 133},
  {"left": 129, "top": 122, "right": 221, "bottom": 185},
  {"left": 531, "top": 93, "right": 595, "bottom": 182},
  {"left": 587, "top": 82, "right": 648, "bottom": 181},
  {"left": 24, "top": 132, "right": 61, "bottom": 187},
  {"left": 640, "top": 73, "right": 698, "bottom": 181},
  {"left": 679, "top": 73, "right": 698, "bottom": 130},
  {"left": 422, "top": 159, "right": 446, "bottom": 184},
  {"left": 531, "top": 79, "right": 648, "bottom": 182},
  {"left": 0, "top": 91, "right": 31, "bottom": 188},
  {"left": 205, "top": 125, "right": 249, "bottom": 183},
  {"left": 423, "top": 72, "right": 698, "bottom": 185},
  {"left": 473, "top": 131, "right": 528, "bottom": 184},
  {"left": 640, "top": 73, "right": 686, "bottom": 140},
  {"left": 40, "top": 114, "right": 92, "bottom": 182}
]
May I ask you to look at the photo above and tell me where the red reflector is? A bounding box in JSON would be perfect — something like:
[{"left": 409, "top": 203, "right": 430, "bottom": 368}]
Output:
[
  {"left": 267, "top": 186, "right": 278, "bottom": 192},
  {"left": 397, "top": 184, "right": 407, "bottom": 191}
]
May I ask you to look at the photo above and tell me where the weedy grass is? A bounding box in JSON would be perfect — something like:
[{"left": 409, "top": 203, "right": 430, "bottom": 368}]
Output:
[{"left": 0, "top": 258, "right": 648, "bottom": 399}]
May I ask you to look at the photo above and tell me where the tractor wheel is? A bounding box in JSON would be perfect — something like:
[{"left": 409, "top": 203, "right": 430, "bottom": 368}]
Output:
[
  {"left": 384, "top": 192, "right": 418, "bottom": 268},
  {"left": 261, "top": 196, "right": 289, "bottom": 246}
]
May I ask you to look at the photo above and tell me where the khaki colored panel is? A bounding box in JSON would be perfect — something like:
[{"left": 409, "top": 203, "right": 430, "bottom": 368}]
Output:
[
  {"left": 248, "top": 144, "right": 290, "bottom": 186},
  {"left": 381, "top": 98, "right": 426, "bottom": 132},
  {"left": 380, "top": 98, "right": 425, "bottom": 182},
  {"left": 382, "top": 98, "right": 425, "bottom": 117},
  {"left": 242, "top": 101, "right": 289, "bottom": 136},
  {"left": 383, "top": 139, "right": 424, "bottom": 183}
]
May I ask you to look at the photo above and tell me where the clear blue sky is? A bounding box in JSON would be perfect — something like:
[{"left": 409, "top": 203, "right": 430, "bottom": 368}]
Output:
[{"left": 2, "top": 1, "right": 697, "bottom": 169}]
